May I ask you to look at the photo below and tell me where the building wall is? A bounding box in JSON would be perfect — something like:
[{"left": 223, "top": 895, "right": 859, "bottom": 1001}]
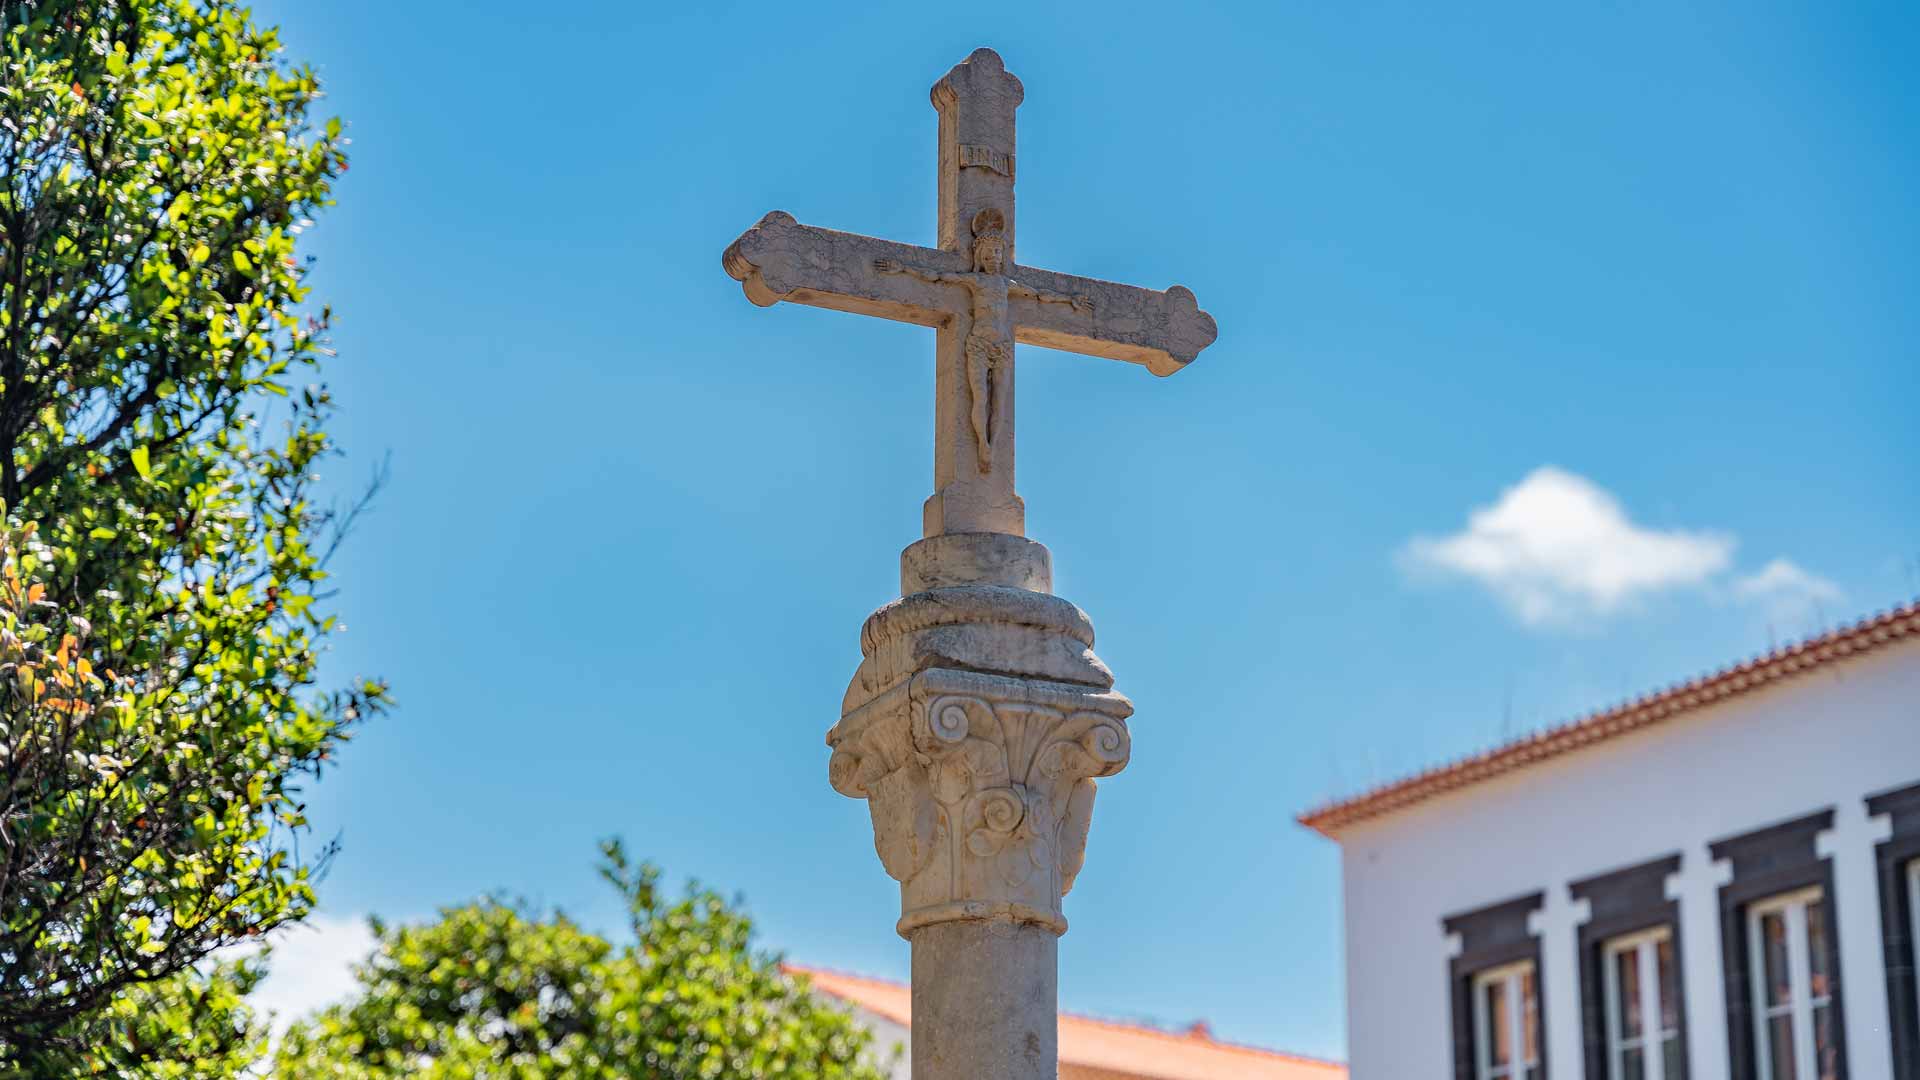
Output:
[
  {"left": 1336, "top": 640, "right": 1920, "bottom": 1080},
  {"left": 842, "top": 1002, "right": 912, "bottom": 1080}
]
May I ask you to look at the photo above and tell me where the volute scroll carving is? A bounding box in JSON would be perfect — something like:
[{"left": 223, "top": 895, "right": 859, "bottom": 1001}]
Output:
[
  {"left": 829, "top": 666, "right": 1131, "bottom": 938},
  {"left": 827, "top": 537, "right": 1132, "bottom": 938}
]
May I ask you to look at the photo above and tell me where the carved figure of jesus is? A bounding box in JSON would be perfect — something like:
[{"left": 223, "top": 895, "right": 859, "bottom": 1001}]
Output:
[{"left": 876, "top": 209, "right": 1090, "bottom": 472}]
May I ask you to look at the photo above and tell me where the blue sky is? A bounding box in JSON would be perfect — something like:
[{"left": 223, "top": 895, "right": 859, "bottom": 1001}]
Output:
[{"left": 246, "top": 0, "right": 1917, "bottom": 1059}]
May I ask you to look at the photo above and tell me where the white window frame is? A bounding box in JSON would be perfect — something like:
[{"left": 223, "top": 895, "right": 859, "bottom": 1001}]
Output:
[
  {"left": 1910, "top": 859, "right": 1920, "bottom": 1044},
  {"left": 1602, "top": 926, "right": 1683, "bottom": 1080},
  {"left": 1473, "top": 960, "right": 1541, "bottom": 1080},
  {"left": 1746, "top": 885, "right": 1833, "bottom": 1080}
]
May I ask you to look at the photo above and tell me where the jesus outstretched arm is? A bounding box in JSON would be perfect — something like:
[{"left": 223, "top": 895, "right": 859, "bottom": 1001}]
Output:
[{"left": 1009, "top": 279, "right": 1094, "bottom": 314}]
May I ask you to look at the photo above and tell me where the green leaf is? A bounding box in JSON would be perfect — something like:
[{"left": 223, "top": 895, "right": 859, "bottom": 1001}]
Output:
[
  {"left": 266, "top": 847, "right": 887, "bottom": 1079},
  {"left": 0, "top": 4, "right": 386, "bottom": 1071}
]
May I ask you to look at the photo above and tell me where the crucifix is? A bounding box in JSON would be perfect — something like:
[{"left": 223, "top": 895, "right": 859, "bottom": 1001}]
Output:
[
  {"left": 723, "top": 47, "right": 1216, "bottom": 538},
  {"left": 721, "top": 48, "right": 1216, "bottom": 1080}
]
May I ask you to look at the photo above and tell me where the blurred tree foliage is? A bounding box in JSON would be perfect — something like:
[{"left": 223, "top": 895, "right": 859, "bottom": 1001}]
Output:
[
  {"left": 0, "top": 0, "right": 383, "bottom": 1071},
  {"left": 275, "top": 841, "right": 893, "bottom": 1080}
]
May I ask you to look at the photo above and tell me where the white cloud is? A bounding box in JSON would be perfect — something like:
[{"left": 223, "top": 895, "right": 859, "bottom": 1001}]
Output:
[
  {"left": 247, "top": 913, "right": 377, "bottom": 1034},
  {"left": 1400, "top": 466, "right": 1736, "bottom": 625},
  {"left": 1734, "top": 558, "right": 1843, "bottom": 603},
  {"left": 1734, "top": 558, "right": 1844, "bottom": 625}
]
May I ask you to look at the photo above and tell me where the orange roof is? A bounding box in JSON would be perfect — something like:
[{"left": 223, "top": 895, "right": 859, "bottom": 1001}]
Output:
[
  {"left": 787, "top": 963, "right": 1344, "bottom": 1080},
  {"left": 1298, "top": 599, "right": 1920, "bottom": 837}
]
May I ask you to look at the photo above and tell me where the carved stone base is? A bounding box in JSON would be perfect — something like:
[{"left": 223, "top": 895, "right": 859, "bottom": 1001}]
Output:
[{"left": 827, "top": 534, "right": 1131, "bottom": 937}]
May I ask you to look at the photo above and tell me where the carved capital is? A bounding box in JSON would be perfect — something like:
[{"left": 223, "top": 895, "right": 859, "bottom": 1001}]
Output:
[
  {"left": 828, "top": 569, "right": 1130, "bottom": 938},
  {"left": 831, "top": 669, "right": 1129, "bottom": 936}
]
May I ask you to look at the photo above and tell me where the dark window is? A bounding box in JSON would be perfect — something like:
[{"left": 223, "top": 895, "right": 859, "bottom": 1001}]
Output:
[
  {"left": 1868, "top": 780, "right": 1920, "bottom": 1080},
  {"left": 1445, "top": 893, "right": 1547, "bottom": 1080},
  {"left": 1573, "top": 854, "right": 1689, "bottom": 1079},
  {"left": 1711, "top": 809, "right": 1847, "bottom": 1080}
]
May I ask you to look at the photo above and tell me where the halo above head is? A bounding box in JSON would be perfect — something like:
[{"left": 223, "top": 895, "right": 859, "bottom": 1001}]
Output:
[{"left": 970, "top": 208, "right": 1005, "bottom": 238}]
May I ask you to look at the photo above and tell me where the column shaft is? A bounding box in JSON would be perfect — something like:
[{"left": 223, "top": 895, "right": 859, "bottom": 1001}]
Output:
[{"left": 910, "top": 921, "right": 1057, "bottom": 1080}]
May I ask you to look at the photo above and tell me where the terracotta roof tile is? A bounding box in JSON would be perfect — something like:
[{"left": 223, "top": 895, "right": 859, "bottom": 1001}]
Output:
[
  {"left": 1297, "top": 599, "right": 1920, "bottom": 837},
  {"left": 786, "top": 963, "right": 1344, "bottom": 1080}
]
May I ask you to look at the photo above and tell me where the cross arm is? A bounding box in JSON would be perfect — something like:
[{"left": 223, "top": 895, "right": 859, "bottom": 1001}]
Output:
[
  {"left": 722, "top": 211, "right": 966, "bottom": 329},
  {"left": 1009, "top": 265, "right": 1218, "bottom": 377}
]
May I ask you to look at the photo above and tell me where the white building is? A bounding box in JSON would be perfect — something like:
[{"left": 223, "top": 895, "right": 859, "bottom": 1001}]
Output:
[{"left": 1300, "top": 601, "right": 1920, "bottom": 1080}]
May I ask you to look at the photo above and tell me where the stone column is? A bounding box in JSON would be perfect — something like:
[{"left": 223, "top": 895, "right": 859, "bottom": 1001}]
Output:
[{"left": 828, "top": 532, "right": 1131, "bottom": 1080}]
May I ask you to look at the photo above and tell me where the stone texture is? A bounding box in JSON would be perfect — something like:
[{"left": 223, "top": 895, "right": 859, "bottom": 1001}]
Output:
[
  {"left": 911, "top": 920, "right": 1058, "bottom": 1080},
  {"left": 830, "top": 625, "right": 1131, "bottom": 937},
  {"left": 723, "top": 47, "right": 1216, "bottom": 539},
  {"left": 900, "top": 532, "right": 1052, "bottom": 594},
  {"left": 719, "top": 45, "right": 1217, "bottom": 1080}
]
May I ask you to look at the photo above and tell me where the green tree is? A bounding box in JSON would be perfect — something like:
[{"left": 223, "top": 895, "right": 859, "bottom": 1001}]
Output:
[
  {"left": 83, "top": 957, "right": 268, "bottom": 1078},
  {"left": 274, "top": 842, "right": 893, "bottom": 1080},
  {"left": 0, "top": 0, "right": 382, "bottom": 1071}
]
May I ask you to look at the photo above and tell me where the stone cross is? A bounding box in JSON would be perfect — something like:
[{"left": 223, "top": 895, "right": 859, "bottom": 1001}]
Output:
[
  {"left": 721, "top": 48, "right": 1216, "bottom": 1080},
  {"left": 723, "top": 47, "right": 1216, "bottom": 539}
]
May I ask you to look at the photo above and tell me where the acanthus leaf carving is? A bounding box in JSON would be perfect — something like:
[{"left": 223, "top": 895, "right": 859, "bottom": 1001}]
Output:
[{"left": 830, "top": 665, "right": 1130, "bottom": 938}]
